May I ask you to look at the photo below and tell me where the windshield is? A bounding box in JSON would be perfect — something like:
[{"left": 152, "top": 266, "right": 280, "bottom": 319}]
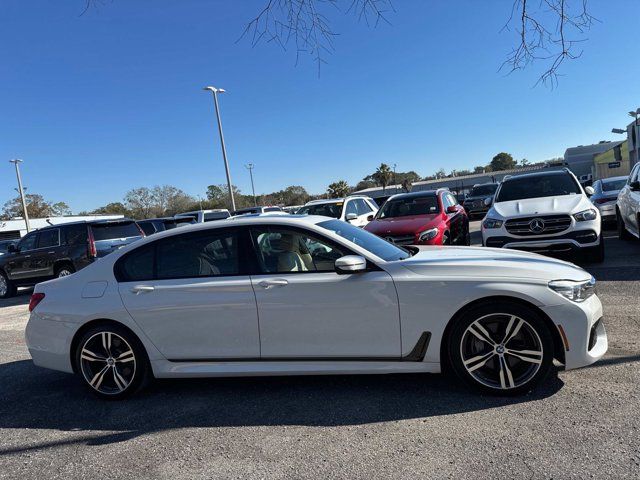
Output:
[
  {"left": 377, "top": 195, "right": 439, "bottom": 218},
  {"left": 496, "top": 175, "right": 582, "bottom": 202},
  {"left": 470, "top": 184, "right": 497, "bottom": 197},
  {"left": 602, "top": 179, "right": 627, "bottom": 192},
  {"left": 318, "top": 219, "right": 410, "bottom": 261},
  {"left": 298, "top": 202, "right": 343, "bottom": 219}
]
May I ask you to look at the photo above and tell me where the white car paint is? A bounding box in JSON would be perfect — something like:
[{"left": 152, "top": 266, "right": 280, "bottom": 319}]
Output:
[
  {"left": 26, "top": 215, "right": 606, "bottom": 387},
  {"left": 616, "top": 163, "right": 640, "bottom": 238},
  {"left": 299, "top": 196, "right": 378, "bottom": 227}
]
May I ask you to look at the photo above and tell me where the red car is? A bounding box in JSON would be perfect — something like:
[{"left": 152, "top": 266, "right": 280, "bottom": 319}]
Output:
[{"left": 364, "top": 189, "right": 470, "bottom": 246}]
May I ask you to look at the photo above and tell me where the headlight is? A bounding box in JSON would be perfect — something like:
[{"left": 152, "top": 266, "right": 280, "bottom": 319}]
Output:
[
  {"left": 573, "top": 209, "right": 597, "bottom": 222},
  {"left": 418, "top": 228, "right": 439, "bottom": 242},
  {"left": 548, "top": 277, "right": 596, "bottom": 302},
  {"left": 482, "top": 217, "right": 503, "bottom": 229}
]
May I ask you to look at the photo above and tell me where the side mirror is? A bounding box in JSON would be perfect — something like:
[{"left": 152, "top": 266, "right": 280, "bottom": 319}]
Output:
[
  {"left": 630, "top": 181, "right": 640, "bottom": 191},
  {"left": 7, "top": 243, "right": 17, "bottom": 253},
  {"left": 446, "top": 205, "right": 457, "bottom": 214},
  {"left": 585, "top": 186, "right": 595, "bottom": 196},
  {"left": 335, "top": 255, "right": 367, "bottom": 274},
  {"left": 367, "top": 215, "right": 374, "bottom": 221},
  {"left": 345, "top": 213, "right": 358, "bottom": 222},
  {"left": 483, "top": 197, "right": 493, "bottom": 207}
]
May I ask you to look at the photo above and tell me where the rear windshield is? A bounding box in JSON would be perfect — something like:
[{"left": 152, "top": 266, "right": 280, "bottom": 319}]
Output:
[
  {"left": 91, "top": 222, "right": 141, "bottom": 241},
  {"left": 470, "top": 184, "right": 498, "bottom": 197},
  {"left": 297, "top": 202, "right": 343, "bottom": 218},
  {"left": 377, "top": 196, "right": 439, "bottom": 218},
  {"left": 496, "top": 175, "right": 582, "bottom": 202},
  {"left": 602, "top": 179, "right": 627, "bottom": 192}
]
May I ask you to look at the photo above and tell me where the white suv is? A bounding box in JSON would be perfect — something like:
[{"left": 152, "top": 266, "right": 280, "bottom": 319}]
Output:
[
  {"left": 297, "top": 196, "right": 379, "bottom": 227},
  {"left": 616, "top": 162, "right": 640, "bottom": 240},
  {"left": 481, "top": 169, "right": 603, "bottom": 262}
]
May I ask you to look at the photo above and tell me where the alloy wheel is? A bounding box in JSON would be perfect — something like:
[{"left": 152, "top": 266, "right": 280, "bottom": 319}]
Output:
[
  {"left": 0, "top": 275, "right": 7, "bottom": 297},
  {"left": 80, "top": 331, "right": 137, "bottom": 395},
  {"left": 57, "top": 269, "right": 73, "bottom": 278},
  {"left": 459, "top": 313, "right": 543, "bottom": 390}
]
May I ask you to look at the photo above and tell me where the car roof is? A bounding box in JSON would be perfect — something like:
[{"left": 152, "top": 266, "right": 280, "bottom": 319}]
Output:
[{"left": 35, "top": 218, "right": 136, "bottom": 230}]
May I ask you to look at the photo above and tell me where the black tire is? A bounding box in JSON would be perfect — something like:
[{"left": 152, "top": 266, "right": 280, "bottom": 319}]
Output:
[
  {"left": 443, "top": 231, "right": 451, "bottom": 245},
  {"left": 447, "top": 301, "right": 554, "bottom": 396},
  {"left": 617, "top": 210, "right": 631, "bottom": 240},
  {"left": 0, "top": 270, "right": 16, "bottom": 299},
  {"left": 583, "top": 235, "right": 604, "bottom": 263},
  {"left": 55, "top": 263, "right": 75, "bottom": 278},
  {"left": 463, "top": 223, "right": 471, "bottom": 246},
  {"left": 74, "top": 323, "right": 151, "bottom": 399}
]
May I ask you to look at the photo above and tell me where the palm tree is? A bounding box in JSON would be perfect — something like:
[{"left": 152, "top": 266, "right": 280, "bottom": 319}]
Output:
[
  {"left": 327, "top": 180, "right": 350, "bottom": 198},
  {"left": 374, "top": 163, "right": 393, "bottom": 192}
]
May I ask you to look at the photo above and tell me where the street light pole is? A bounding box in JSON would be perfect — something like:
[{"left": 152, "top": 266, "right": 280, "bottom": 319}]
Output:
[
  {"left": 9, "top": 159, "right": 30, "bottom": 232},
  {"left": 203, "top": 86, "right": 236, "bottom": 212},
  {"left": 245, "top": 163, "right": 257, "bottom": 206}
]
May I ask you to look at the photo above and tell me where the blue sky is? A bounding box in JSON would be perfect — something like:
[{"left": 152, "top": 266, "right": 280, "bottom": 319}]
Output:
[{"left": 1, "top": 0, "right": 638, "bottom": 212}]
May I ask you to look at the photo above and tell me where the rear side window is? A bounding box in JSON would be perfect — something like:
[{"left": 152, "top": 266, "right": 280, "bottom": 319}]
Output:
[
  {"left": 116, "top": 244, "right": 154, "bottom": 282},
  {"left": 62, "top": 224, "right": 88, "bottom": 245},
  {"left": 156, "top": 230, "right": 239, "bottom": 278},
  {"left": 37, "top": 229, "right": 60, "bottom": 248},
  {"left": 138, "top": 222, "right": 157, "bottom": 236},
  {"left": 91, "top": 222, "right": 141, "bottom": 241}
]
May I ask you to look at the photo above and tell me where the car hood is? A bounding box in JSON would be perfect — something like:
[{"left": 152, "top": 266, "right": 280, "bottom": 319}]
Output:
[
  {"left": 365, "top": 215, "right": 441, "bottom": 235},
  {"left": 492, "top": 194, "right": 585, "bottom": 218},
  {"left": 399, "top": 246, "right": 590, "bottom": 282}
]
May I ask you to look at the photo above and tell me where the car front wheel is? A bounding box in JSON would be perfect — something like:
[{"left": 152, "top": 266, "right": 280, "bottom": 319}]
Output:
[
  {"left": 447, "top": 302, "right": 554, "bottom": 395},
  {"left": 0, "top": 271, "right": 16, "bottom": 299},
  {"left": 75, "top": 324, "right": 150, "bottom": 399}
]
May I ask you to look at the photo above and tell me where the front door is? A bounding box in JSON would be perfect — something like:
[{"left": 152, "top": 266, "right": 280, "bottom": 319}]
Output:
[
  {"left": 6, "top": 232, "right": 38, "bottom": 281},
  {"left": 249, "top": 226, "right": 401, "bottom": 358},
  {"left": 118, "top": 228, "right": 260, "bottom": 360}
]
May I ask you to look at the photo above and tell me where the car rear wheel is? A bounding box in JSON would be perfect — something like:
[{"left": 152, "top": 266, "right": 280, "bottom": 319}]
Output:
[
  {"left": 447, "top": 302, "right": 554, "bottom": 395},
  {"left": 75, "top": 324, "right": 150, "bottom": 399},
  {"left": 55, "top": 264, "right": 75, "bottom": 278},
  {"left": 0, "top": 271, "right": 16, "bottom": 299}
]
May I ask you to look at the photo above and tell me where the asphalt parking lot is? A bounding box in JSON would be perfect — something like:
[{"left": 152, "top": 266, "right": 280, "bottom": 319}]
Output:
[{"left": 0, "top": 221, "right": 639, "bottom": 480}]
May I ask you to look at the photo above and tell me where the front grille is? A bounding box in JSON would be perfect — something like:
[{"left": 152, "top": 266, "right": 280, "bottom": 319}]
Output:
[
  {"left": 505, "top": 215, "right": 572, "bottom": 236},
  {"left": 384, "top": 234, "right": 415, "bottom": 245}
]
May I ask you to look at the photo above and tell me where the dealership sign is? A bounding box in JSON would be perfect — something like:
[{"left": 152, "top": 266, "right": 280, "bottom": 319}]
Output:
[{"left": 608, "top": 161, "right": 621, "bottom": 169}]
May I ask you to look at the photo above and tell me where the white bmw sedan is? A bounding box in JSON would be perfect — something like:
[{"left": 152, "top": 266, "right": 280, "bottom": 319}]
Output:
[{"left": 25, "top": 215, "right": 607, "bottom": 399}]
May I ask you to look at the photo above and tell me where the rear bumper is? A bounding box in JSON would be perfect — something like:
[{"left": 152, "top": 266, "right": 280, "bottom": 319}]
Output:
[
  {"left": 25, "top": 312, "right": 75, "bottom": 374},
  {"left": 540, "top": 294, "right": 607, "bottom": 370}
]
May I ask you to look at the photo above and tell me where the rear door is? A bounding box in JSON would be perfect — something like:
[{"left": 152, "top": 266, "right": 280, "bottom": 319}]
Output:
[
  {"left": 31, "top": 228, "right": 61, "bottom": 277},
  {"left": 117, "top": 227, "right": 260, "bottom": 360}
]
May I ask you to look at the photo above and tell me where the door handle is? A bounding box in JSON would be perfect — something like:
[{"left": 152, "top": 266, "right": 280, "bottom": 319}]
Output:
[
  {"left": 258, "top": 279, "right": 289, "bottom": 289},
  {"left": 131, "top": 285, "right": 155, "bottom": 295}
]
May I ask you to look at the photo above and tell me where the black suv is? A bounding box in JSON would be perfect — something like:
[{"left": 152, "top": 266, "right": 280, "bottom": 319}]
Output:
[
  {"left": 137, "top": 216, "right": 196, "bottom": 236},
  {"left": 0, "top": 219, "right": 144, "bottom": 298},
  {"left": 463, "top": 182, "right": 500, "bottom": 218}
]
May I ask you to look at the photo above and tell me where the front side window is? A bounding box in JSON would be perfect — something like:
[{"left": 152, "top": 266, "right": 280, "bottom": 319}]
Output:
[
  {"left": 377, "top": 195, "right": 439, "bottom": 219},
  {"left": 355, "top": 199, "right": 373, "bottom": 214},
  {"left": 297, "top": 202, "right": 344, "bottom": 219},
  {"left": 251, "top": 227, "right": 346, "bottom": 273},
  {"left": 318, "top": 219, "right": 410, "bottom": 261},
  {"left": 18, "top": 233, "right": 37, "bottom": 252},
  {"left": 496, "top": 174, "right": 582, "bottom": 202},
  {"left": 37, "top": 229, "right": 60, "bottom": 249},
  {"left": 345, "top": 200, "right": 358, "bottom": 217},
  {"left": 156, "top": 230, "right": 239, "bottom": 278}
]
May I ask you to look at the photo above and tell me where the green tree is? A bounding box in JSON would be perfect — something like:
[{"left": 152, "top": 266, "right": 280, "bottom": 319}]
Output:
[
  {"left": 90, "top": 202, "right": 131, "bottom": 216},
  {"left": 326, "top": 180, "right": 350, "bottom": 198},
  {"left": 490, "top": 152, "right": 516, "bottom": 172},
  {"left": 1, "top": 193, "right": 63, "bottom": 219},
  {"left": 373, "top": 163, "right": 393, "bottom": 191},
  {"left": 50, "top": 201, "right": 72, "bottom": 216}
]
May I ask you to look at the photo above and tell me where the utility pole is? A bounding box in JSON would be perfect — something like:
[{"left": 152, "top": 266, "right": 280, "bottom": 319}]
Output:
[
  {"left": 203, "top": 86, "right": 236, "bottom": 211},
  {"left": 245, "top": 163, "right": 257, "bottom": 206},
  {"left": 9, "top": 159, "right": 30, "bottom": 232}
]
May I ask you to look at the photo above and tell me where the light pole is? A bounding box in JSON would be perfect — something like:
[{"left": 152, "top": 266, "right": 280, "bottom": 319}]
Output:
[
  {"left": 245, "top": 163, "right": 257, "bottom": 206},
  {"left": 203, "top": 86, "right": 236, "bottom": 212},
  {"left": 9, "top": 159, "right": 30, "bottom": 232}
]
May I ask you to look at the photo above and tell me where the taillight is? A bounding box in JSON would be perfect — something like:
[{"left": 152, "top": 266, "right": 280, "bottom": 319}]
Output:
[
  {"left": 29, "top": 293, "right": 45, "bottom": 312},
  {"left": 87, "top": 227, "right": 97, "bottom": 258}
]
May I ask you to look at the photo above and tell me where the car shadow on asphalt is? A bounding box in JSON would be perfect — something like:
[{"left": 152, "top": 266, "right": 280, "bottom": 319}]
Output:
[
  {"left": 0, "top": 359, "right": 564, "bottom": 454},
  {"left": 0, "top": 288, "right": 32, "bottom": 307}
]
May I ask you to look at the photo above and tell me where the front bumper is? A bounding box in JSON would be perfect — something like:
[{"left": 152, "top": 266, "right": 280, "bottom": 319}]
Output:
[
  {"left": 595, "top": 202, "right": 617, "bottom": 221},
  {"left": 541, "top": 294, "right": 607, "bottom": 370}
]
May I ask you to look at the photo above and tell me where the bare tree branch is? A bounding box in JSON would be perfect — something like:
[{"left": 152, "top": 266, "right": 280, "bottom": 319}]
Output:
[
  {"left": 501, "top": 0, "right": 597, "bottom": 87},
  {"left": 238, "top": 0, "right": 394, "bottom": 75}
]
